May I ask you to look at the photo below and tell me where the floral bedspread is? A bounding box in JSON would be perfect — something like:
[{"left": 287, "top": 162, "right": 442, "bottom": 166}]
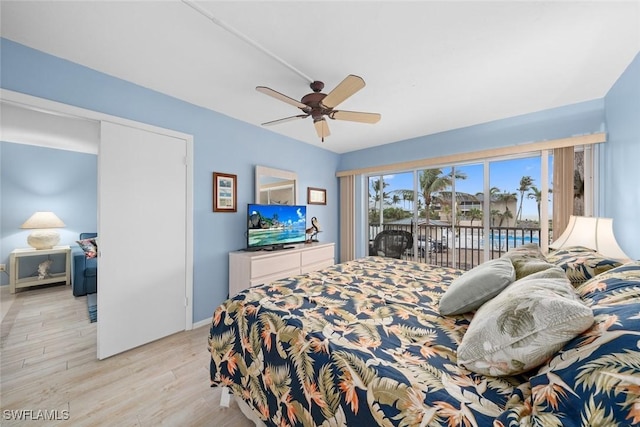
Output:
[
  {"left": 209, "top": 257, "right": 527, "bottom": 426},
  {"left": 495, "top": 261, "right": 640, "bottom": 427}
]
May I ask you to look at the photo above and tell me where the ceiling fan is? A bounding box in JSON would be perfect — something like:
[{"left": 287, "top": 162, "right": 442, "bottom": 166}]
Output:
[{"left": 256, "top": 74, "right": 381, "bottom": 142}]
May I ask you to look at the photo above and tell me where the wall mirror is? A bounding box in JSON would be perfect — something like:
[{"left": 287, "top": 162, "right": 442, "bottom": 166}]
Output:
[{"left": 255, "top": 165, "right": 298, "bottom": 205}]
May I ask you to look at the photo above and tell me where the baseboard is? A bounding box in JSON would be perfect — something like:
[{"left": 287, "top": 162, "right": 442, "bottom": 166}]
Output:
[{"left": 192, "top": 318, "right": 211, "bottom": 329}]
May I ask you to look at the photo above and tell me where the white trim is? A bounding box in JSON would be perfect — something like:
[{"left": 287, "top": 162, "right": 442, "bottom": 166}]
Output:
[
  {"left": 482, "top": 160, "right": 490, "bottom": 259},
  {"left": 185, "top": 136, "right": 194, "bottom": 330},
  {"left": 2, "top": 89, "right": 190, "bottom": 140},
  {"left": 540, "top": 150, "right": 550, "bottom": 253},
  {"left": 192, "top": 318, "right": 211, "bottom": 329},
  {"left": 1, "top": 88, "right": 195, "bottom": 331}
]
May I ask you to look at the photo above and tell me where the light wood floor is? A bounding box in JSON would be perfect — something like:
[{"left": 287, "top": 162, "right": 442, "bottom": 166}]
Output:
[{"left": 0, "top": 283, "right": 252, "bottom": 426}]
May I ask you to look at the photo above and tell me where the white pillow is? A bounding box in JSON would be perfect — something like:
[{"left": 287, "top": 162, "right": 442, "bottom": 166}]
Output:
[
  {"left": 457, "top": 270, "right": 594, "bottom": 376},
  {"left": 439, "top": 258, "right": 515, "bottom": 315}
]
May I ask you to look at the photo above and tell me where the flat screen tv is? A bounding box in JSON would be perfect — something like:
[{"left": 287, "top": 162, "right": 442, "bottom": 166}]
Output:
[{"left": 247, "top": 203, "right": 307, "bottom": 251}]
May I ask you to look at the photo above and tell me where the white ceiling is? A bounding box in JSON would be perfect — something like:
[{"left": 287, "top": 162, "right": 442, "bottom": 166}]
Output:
[{"left": 2, "top": 1, "right": 639, "bottom": 154}]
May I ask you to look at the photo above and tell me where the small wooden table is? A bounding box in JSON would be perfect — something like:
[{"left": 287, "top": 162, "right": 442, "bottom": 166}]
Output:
[{"left": 9, "top": 245, "right": 72, "bottom": 293}]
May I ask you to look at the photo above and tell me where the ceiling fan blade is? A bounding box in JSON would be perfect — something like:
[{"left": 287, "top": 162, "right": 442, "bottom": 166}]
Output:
[
  {"left": 314, "top": 119, "right": 330, "bottom": 142},
  {"left": 329, "top": 110, "right": 381, "bottom": 124},
  {"left": 261, "top": 114, "right": 309, "bottom": 126},
  {"left": 321, "top": 75, "right": 366, "bottom": 109},
  {"left": 256, "top": 86, "right": 309, "bottom": 111}
]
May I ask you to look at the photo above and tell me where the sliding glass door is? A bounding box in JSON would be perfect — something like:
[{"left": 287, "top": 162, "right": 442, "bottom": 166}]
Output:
[{"left": 364, "top": 147, "right": 593, "bottom": 270}]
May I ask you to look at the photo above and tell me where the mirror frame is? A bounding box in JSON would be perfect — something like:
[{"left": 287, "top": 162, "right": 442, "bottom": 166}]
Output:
[{"left": 255, "top": 165, "right": 298, "bottom": 205}]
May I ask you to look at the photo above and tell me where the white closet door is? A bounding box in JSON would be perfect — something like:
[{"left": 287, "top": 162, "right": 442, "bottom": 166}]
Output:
[{"left": 98, "top": 121, "right": 187, "bottom": 359}]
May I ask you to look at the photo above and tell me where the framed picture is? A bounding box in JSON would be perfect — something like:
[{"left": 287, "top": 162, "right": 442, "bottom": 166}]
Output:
[
  {"left": 307, "top": 187, "right": 326, "bottom": 205},
  {"left": 213, "top": 172, "right": 237, "bottom": 212}
]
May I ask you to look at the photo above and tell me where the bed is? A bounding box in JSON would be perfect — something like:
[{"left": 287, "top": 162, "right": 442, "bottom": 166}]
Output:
[{"left": 209, "top": 247, "right": 640, "bottom": 427}]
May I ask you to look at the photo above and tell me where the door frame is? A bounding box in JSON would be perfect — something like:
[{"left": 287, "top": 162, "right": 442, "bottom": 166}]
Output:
[{"left": 1, "top": 88, "right": 194, "bottom": 330}]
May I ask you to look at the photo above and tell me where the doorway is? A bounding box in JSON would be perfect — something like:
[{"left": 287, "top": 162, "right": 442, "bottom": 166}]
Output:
[{"left": 1, "top": 89, "right": 194, "bottom": 359}]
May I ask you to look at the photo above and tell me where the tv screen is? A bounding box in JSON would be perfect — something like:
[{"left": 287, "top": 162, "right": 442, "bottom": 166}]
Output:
[{"left": 247, "top": 204, "right": 307, "bottom": 250}]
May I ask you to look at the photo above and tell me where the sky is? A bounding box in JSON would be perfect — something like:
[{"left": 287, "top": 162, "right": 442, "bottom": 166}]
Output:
[{"left": 371, "top": 156, "right": 554, "bottom": 220}]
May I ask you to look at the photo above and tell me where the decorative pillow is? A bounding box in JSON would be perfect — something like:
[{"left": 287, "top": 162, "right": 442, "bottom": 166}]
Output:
[
  {"left": 509, "top": 266, "right": 568, "bottom": 282},
  {"left": 495, "top": 262, "right": 640, "bottom": 426},
  {"left": 502, "top": 243, "right": 544, "bottom": 259},
  {"left": 457, "top": 269, "right": 594, "bottom": 376},
  {"left": 545, "top": 246, "right": 624, "bottom": 285},
  {"left": 77, "top": 238, "right": 97, "bottom": 258},
  {"left": 501, "top": 244, "right": 556, "bottom": 280},
  {"left": 439, "top": 258, "right": 515, "bottom": 315}
]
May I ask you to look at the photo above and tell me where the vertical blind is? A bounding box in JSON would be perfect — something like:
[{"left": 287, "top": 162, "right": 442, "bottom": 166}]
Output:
[
  {"left": 552, "top": 146, "right": 575, "bottom": 241},
  {"left": 339, "top": 175, "right": 355, "bottom": 262}
]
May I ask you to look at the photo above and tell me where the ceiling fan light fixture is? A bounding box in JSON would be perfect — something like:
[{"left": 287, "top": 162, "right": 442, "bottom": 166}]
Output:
[{"left": 314, "top": 118, "right": 330, "bottom": 142}]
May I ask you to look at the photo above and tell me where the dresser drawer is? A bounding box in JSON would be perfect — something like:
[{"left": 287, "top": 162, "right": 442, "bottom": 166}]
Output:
[
  {"left": 301, "top": 245, "right": 334, "bottom": 267},
  {"left": 252, "top": 252, "right": 300, "bottom": 279},
  {"left": 301, "top": 259, "right": 334, "bottom": 275},
  {"left": 250, "top": 268, "right": 301, "bottom": 286}
]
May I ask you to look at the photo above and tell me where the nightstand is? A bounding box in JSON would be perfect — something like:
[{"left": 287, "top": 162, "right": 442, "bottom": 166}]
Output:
[{"left": 9, "top": 246, "right": 72, "bottom": 293}]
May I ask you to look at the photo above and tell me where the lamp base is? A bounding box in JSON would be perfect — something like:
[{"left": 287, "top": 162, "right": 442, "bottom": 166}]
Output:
[{"left": 27, "top": 230, "right": 61, "bottom": 250}]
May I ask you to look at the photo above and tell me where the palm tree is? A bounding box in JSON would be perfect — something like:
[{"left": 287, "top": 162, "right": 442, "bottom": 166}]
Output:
[
  {"left": 418, "top": 168, "right": 467, "bottom": 226},
  {"left": 392, "top": 189, "right": 413, "bottom": 211},
  {"left": 527, "top": 185, "right": 552, "bottom": 224},
  {"left": 405, "top": 191, "right": 414, "bottom": 211},
  {"left": 369, "top": 178, "right": 390, "bottom": 221},
  {"left": 496, "top": 191, "right": 517, "bottom": 226},
  {"left": 516, "top": 176, "right": 534, "bottom": 224},
  {"left": 490, "top": 209, "right": 501, "bottom": 227},
  {"left": 497, "top": 209, "right": 514, "bottom": 227},
  {"left": 473, "top": 187, "right": 501, "bottom": 226},
  {"left": 468, "top": 208, "right": 483, "bottom": 226},
  {"left": 441, "top": 204, "right": 452, "bottom": 223}
]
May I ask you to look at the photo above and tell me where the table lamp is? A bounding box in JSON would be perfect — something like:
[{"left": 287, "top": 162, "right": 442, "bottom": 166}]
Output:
[
  {"left": 549, "top": 215, "right": 630, "bottom": 261},
  {"left": 20, "top": 211, "right": 66, "bottom": 250}
]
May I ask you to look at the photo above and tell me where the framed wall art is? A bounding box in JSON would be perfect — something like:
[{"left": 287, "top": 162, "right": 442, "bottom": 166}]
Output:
[
  {"left": 307, "top": 187, "right": 326, "bottom": 205},
  {"left": 213, "top": 172, "right": 237, "bottom": 212}
]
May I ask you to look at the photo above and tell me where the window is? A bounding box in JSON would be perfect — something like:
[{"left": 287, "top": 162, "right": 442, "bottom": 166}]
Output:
[{"left": 364, "top": 146, "right": 596, "bottom": 270}]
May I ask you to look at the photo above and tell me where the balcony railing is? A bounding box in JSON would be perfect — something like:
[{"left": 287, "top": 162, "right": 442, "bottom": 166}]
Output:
[{"left": 369, "top": 223, "right": 546, "bottom": 271}]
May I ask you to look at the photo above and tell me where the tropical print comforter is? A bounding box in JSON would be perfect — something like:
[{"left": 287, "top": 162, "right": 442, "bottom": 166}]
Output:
[
  {"left": 495, "top": 261, "right": 640, "bottom": 427},
  {"left": 208, "top": 257, "right": 528, "bottom": 426}
]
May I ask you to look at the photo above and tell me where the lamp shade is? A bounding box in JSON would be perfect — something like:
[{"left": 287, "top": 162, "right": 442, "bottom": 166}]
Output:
[
  {"left": 20, "top": 212, "right": 65, "bottom": 250},
  {"left": 21, "top": 212, "right": 65, "bottom": 229},
  {"left": 549, "top": 215, "right": 630, "bottom": 261}
]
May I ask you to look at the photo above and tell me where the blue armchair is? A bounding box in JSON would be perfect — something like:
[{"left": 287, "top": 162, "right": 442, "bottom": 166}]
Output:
[{"left": 72, "top": 232, "right": 97, "bottom": 297}]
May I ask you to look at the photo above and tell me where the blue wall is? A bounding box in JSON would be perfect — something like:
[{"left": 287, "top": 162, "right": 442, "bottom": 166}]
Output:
[
  {"left": 0, "top": 39, "right": 340, "bottom": 323},
  {"left": 603, "top": 52, "right": 640, "bottom": 259},
  {"left": 0, "top": 143, "right": 98, "bottom": 284},
  {"left": 339, "top": 99, "right": 606, "bottom": 172},
  {"left": 2, "top": 37, "right": 638, "bottom": 324}
]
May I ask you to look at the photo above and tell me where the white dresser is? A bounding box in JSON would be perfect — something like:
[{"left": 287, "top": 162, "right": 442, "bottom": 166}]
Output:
[{"left": 228, "top": 242, "right": 335, "bottom": 297}]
